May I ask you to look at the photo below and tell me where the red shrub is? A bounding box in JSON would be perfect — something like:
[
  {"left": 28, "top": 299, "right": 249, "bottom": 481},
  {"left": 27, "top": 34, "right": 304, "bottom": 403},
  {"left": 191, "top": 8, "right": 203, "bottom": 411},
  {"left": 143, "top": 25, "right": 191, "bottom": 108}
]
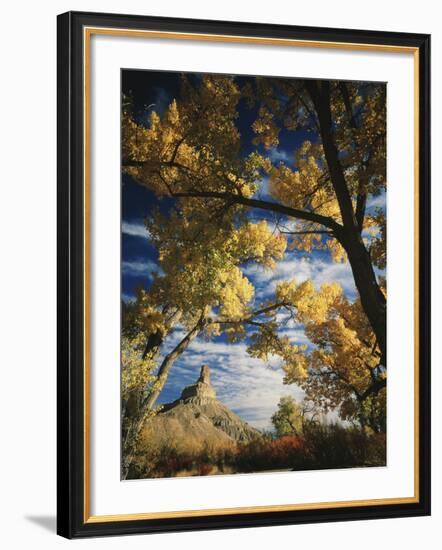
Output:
[
  {"left": 198, "top": 463, "right": 213, "bottom": 476},
  {"left": 235, "top": 435, "right": 307, "bottom": 472}
]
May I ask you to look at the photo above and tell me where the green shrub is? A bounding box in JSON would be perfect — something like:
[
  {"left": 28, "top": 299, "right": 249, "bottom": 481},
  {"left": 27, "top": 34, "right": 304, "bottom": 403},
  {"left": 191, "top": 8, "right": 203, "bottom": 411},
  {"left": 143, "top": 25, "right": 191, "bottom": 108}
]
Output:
[{"left": 303, "top": 423, "right": 386, "bottom": 469}]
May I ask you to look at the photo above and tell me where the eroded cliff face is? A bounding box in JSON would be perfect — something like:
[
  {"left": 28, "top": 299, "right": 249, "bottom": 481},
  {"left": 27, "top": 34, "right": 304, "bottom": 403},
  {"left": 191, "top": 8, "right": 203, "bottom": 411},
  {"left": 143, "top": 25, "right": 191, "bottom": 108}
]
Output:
[
  {"left": 171, "top": 364, "right": 217, "bottom": 405},
  {"left": 139, "top": 365, "right": 260, "bottom": 454}
]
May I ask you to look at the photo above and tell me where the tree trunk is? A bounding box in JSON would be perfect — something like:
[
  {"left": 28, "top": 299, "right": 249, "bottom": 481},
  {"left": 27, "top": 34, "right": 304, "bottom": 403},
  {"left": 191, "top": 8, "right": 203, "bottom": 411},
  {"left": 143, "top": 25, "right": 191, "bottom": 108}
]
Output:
[
  {"left": 343, "top": 233, "right": 386, "bottom": 364},
  {"left": 144, "top": 315, "right": 206, "bottom": 410},
  {"left": 306, "top": 81, "right": 386, "bottom": 365},
  {"left": 121, "top": 308, "right": 182, "bottom": 455}
]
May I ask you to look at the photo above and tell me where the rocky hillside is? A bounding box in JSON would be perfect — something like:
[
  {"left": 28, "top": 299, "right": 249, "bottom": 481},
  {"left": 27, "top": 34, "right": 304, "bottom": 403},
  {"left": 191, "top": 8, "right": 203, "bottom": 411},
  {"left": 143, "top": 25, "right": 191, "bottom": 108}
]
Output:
[{"left": 139, "top": 365, "right": 260, "bottom": 454}]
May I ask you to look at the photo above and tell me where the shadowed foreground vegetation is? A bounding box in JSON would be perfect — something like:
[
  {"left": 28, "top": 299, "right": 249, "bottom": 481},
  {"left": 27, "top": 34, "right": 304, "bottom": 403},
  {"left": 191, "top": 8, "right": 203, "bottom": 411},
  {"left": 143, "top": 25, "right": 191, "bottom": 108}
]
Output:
[{"left": 127, "top": 423, "right": 386, "bottom": 479}]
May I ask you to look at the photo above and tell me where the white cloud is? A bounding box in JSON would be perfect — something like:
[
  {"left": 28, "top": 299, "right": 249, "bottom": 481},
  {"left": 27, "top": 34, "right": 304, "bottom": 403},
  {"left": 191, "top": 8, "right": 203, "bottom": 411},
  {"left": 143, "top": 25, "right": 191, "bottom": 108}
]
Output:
[
  {"left": 253, "top": 175, "right": 271, "bottom": 199},
  {"left": 244, "top": 255, "right": 356, "bottom": 299},
  {"left": 122, "top": 259, "right": 159, "bottom": 277},
  {"left": 278, "top": 327, "right": 311, "bottom": 346},
  {"left": 152, "top": 87, "right": 172, "bottom": 116},
  {"left": 366, "top": 190, "right": 386, "bottom": 210},
  {"left": 269, "top": 147, "right": 291, "bottom": 164},
  {"left": 122, "top": 220, "right": 151, "bottom": 240}
]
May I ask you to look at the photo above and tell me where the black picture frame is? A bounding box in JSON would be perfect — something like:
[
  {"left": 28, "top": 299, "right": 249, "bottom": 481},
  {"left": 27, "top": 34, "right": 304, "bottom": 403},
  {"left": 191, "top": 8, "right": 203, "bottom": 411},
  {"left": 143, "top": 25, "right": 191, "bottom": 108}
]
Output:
[{"left": 57, "top": 10, "right": 431, "bottom": 539}]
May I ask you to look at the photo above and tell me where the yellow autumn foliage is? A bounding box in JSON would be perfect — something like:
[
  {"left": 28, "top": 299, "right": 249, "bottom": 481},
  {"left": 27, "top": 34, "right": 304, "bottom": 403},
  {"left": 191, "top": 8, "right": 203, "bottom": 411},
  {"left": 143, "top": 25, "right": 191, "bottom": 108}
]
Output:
[{"left": 121, "top": 333, "right": 157, "bottom": 400}]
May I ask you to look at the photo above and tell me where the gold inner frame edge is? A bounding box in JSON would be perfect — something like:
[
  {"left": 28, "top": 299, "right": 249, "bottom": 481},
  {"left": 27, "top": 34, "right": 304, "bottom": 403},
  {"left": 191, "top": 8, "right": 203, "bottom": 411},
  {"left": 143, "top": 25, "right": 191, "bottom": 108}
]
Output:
[{"left": 83, "top": 26, "right": 420, "bottom": 524}]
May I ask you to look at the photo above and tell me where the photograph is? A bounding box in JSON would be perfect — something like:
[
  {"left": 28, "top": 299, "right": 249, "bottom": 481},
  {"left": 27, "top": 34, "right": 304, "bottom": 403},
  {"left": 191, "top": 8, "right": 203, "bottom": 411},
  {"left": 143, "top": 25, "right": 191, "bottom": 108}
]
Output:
[{"left": 120, "top": 69, "right": 387, "bottom": 480}]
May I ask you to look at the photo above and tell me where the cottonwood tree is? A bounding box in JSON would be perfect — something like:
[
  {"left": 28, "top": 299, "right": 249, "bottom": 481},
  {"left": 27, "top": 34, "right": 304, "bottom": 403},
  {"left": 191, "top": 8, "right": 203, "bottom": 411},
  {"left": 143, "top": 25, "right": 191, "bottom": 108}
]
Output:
[
  {"left": 294, "top": 286, "right": 386, "bottom": 432},
  {"left": 122, "top": 74, "right": 386, "bottom": 364},
  {"left": 247, "top": 77, "right": 386, "bottom": 364},
  {"left": 247, "top": 279, "right": 386, "bottom": 431},
  {"left": 271, "top": 396, "right": 304, "bottom": 437}
]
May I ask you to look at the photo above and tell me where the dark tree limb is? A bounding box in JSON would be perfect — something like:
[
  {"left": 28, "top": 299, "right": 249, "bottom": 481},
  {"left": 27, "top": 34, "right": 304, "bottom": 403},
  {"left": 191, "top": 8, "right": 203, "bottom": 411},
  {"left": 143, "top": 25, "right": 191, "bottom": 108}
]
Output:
[{"left": 171, "top": 190, "right": 344, "bottom": 235}]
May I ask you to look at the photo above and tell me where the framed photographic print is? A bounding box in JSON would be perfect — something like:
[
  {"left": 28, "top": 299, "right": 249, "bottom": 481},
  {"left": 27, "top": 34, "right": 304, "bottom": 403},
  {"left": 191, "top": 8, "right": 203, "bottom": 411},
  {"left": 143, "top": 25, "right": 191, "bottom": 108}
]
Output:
[{"left": 57, "top": 11, "right": 431, "bottom": 538}]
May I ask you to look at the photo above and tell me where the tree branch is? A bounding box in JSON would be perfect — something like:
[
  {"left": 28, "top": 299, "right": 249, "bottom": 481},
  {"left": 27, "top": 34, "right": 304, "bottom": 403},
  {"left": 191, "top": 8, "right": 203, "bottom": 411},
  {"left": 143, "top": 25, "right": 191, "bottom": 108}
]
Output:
[
  {"left": 278, "top": 229, "right": 334, "bottom": 236},
  {"left": 214, "top": 302, "right": 290, "bottom": 326},
  {"left": 355, "top": 190, "right": 367, "bottom": 233},
  {"left": 171, "top": 191, "right": 343, "bottom": 234},
  {"left": 359, "top": 377, "right": 386, "bottom": 402},
  {"left": 123, "top": 155, "right": 343, "bottom": 234}
]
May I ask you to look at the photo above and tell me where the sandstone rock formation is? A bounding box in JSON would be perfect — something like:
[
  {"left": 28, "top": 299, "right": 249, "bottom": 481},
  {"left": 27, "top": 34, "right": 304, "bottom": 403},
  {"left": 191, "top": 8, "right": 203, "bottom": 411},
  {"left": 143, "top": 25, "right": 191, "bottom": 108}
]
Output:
[
  {"left": 139, "top": 365, "right": 260, "bottom": 455},
  {"left": 173, "top": 364, "right": 217, "bottom": 405}
]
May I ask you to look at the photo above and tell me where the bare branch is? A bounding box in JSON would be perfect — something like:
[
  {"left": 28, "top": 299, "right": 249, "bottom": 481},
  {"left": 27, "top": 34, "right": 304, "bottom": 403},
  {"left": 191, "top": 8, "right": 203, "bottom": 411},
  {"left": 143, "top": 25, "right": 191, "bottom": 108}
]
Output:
[
  {"left": 278, "top": 229, "right": 334, "bottom": 236},
  {"left": 171, "top": 191, "right": 343, "bottom": 234}
]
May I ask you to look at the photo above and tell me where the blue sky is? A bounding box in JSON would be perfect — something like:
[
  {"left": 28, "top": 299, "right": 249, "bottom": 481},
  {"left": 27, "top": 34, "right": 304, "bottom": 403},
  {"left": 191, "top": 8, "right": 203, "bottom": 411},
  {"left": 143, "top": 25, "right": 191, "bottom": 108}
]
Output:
[{"left": 121, "top": 70, "right": 386, "bottom": 430}]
